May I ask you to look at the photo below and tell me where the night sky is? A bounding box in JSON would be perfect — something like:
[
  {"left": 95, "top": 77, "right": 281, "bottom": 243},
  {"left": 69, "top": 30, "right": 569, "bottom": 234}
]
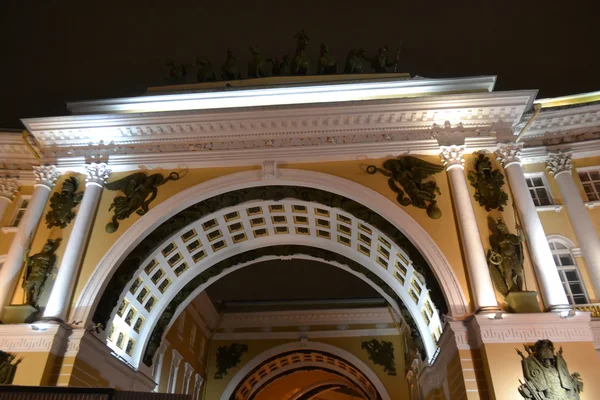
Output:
[{"left": 1, "top": 0, "right": 599, "bottom": 129}]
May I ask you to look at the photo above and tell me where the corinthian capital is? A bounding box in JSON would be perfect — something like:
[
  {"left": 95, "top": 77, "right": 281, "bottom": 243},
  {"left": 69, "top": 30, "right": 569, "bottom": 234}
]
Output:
[
  {"left": 85, "top": 163, "right": 111, "bottom": 187},
  {"left": 439, "top": 145, "right": 465, "bottom": 170},
  {"left": 0, "top": 178, "right": 20, "bottom": 200},
  {"left": 546, "top": 151, "right": 573, "bottom": 177},
  {"left": 33, "top": 165, "right": 60, "bottom": 189},
  {"left": 495, "top": 143, "right": 523, "bottom": 167}
]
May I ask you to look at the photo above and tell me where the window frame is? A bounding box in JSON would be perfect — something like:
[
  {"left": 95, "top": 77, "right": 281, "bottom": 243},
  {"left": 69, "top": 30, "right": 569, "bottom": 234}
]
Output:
[
  {"left": 523, "top": 172, "right": 554, "bottom": 207},
  {"left": 2, "top": 195, "right": 31, "bottom": 233},
  {"left": 576, "top": 166, "right": 600, "bottom": 202},
  {"left": 547, "top": 236, "right": 589, "bottom": 306}
]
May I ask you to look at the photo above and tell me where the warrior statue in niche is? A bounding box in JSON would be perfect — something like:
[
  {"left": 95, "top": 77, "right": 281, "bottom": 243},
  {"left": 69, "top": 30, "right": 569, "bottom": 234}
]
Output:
[
  {"left": 487, "top": 217, "right": 524, "bottom": 297},
  {"left": 22, "top": 238, "right": 61, "bottom": 308}
]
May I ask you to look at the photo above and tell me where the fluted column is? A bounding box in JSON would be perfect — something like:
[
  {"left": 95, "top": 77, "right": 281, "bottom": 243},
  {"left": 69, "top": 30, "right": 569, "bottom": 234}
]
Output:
[
  {"left": 0, "top": 166, "right": 60, "bottom": 313},
  {"left": 440, "top": 145, "right": 500, "bottom": 312},
  {"left": 495, "top": 144, "right": 569, "bottom": 310},
  {"left": 44, "top": 164, "right": 111, "bottom": 322},
  {"left": 152, "top": 339, "right": 170, "bottom": 392},
  {"left": 168, "top": 349, "right": 183, "bottom": 393},
  {"left": 0, "top": 178, "right": 20, "bottom": 225},
  {"left": 193, "top": 374, "right": 204, "bottom": 400},
  {"left": 547, "top": 151, "right": 600, "bottom": 299}
]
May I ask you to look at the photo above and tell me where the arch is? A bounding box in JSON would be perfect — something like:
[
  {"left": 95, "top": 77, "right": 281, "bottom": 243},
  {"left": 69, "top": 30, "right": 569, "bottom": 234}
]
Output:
[
  {"left": 288, "top": 380, "right": 362, "bottom": 400},
  {"left": 75, "top": 169, "right": 466, "bottom": 325},
  {"left": 106, "top": 198, "right": 442, "bottom": 366},
  {"left": 220, "top": 341, "right": 392, "bottom": 400}
]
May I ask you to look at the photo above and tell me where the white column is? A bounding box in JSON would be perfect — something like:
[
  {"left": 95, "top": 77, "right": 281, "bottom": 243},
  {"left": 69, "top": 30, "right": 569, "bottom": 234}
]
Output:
[
  {"left": 193, "top": 374, "right": 204, "bottom": 400},
  {"left": 152, "top": 339, "right": 170, "bottom": 392},
  {"left": 0, "top": 166, "right": 59, "bottom": 313},
  {"left": 440, "top": 146, "right": 499, "bottom": 312},
  {"left": 168, "top": 349, "right": 183, "bottom": 394},
  {"left": 547, "top": 151, "right": 600, "bottom": 299},
  {"left": 43, "top": 164, "right": 111, "bottom": 322},
  {"left": 495, "top": 144, "right": 569, "bottom": 310},
  {"left": 0, "top": 178, "right": 20, "bottom": 224},
  {"left": 183, "top": 362, "right": 193, "bottom": 395}
]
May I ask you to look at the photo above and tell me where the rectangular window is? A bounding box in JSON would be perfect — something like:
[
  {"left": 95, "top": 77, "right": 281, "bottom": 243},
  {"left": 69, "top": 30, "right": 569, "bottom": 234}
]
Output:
[
  {"left": 190, "top": 324, "right": 197, "bottom": 349},
  {"left": 524, "top": 174, "right": 552, "bottom": 206},
  {"left": 577, "top": 169, "right": 600, "bottom": 201},
  {"left": 10, "top": 196, "right": 30, "bottom": 227}
]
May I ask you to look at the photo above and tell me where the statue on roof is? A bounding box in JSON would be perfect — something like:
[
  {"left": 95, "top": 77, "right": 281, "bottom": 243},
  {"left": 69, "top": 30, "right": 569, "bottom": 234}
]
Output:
[
  {"left": 165, "top": 59, "right": 187, "bottom": 84},
  {"left": 317, "top": 43, "right": 337, "bottom": 75},
  {"left": 363, "top": 45, "right": 401, "bottom": 73},
  {"left": 195, "top": 58, "right": 216, "bottom": 83},
  {"left": 248, "top": 45, "right": 267, "bottom": 78},
  {"left": 290, "top": 30, "right": 310, "bottom": 75},
  {"left": 221, "top": 49, "right": 241, "bottom": 81},
  {"left": 344, "top": 48, "right": 365, "bottom": 74},
  {"left": 268, "top": 56, "right": 291, "bottom": 76}
]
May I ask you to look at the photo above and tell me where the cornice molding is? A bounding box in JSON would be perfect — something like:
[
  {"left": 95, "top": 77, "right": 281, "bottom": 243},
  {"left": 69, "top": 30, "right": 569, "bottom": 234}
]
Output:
[
  {"left": 23, "top": 90, "right": 533, "bottom": 150},
  {"left": 219, "top": 307, "right": 394, "bottom": 329},
  {"left": 213, "top": 327, "right": 398, "bottom": 341},
  {"left": 522, "top": 101, "right": 600, "bottom": 139},
  {"left": 466, "top": 312, "right": 594, "bottom": 347}
]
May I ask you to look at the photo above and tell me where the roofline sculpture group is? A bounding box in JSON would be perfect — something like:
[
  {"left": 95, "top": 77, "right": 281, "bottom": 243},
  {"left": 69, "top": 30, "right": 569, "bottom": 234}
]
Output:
[{"left": 165, "top": 30, "right": 403, "bottom": 84}]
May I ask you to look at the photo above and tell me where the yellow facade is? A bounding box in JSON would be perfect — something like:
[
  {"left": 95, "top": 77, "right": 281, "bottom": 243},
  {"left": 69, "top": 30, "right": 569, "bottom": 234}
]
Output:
[{"left": 1, "top": 76, "right": 600, "bottom": 399}]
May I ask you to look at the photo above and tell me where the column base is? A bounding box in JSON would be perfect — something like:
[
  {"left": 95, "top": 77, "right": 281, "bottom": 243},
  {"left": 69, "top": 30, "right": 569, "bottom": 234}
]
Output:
[
  {"left": 546, "top": 304, "right": 572, "bottom": 313},
  {"left": 475, "top": 305, "right": 502, "bottom": 314}
]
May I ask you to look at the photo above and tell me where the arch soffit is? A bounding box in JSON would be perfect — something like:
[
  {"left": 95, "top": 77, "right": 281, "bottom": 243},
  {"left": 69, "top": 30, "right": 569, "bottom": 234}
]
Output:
[
  {"left": 74, "top": 168, "right": 467, "bottom": 326},
  {"left": 220, "top": 341, "right": 392, "bottom": 400},
  {"left": 111, "top": 199, "right": 441, "bottom": 367},
  {"left": 288, "top": 380, "right": 361, "bottom": 400}
]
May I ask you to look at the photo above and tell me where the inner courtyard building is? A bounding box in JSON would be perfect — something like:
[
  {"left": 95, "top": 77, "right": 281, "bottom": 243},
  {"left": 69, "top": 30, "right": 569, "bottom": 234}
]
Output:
[{"left": 1, "top": 73, "right": 600, "bottom": 399}]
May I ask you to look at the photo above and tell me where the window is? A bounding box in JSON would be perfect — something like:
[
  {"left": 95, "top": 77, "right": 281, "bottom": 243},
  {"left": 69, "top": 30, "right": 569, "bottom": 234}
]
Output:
[
  {"left": 10, "top": 196, "right": 30, "bottom": 227},
  {"left": 548, "top": 238, "right": 589, "bottom": 305},
  {"left": 577, "top": 169, "right": 600, "bottom": 201},
  {"left": 190, "top": 324, "right": 197, "bottom": 349},
  {"left": 524, "top": 174, "right": 552, "bottom": 206}
]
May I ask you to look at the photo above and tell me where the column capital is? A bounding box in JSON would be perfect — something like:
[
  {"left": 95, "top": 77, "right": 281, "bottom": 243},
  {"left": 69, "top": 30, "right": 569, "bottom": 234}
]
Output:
[
  {"left": 546, "top": 151, "right": 573, "bottom": 177},
  {"left": 495, "top": 142, "right": 523, "bottom": 167},
  {"left": 439, "top": 145, "right": 465, "bottom": 170},
  {"left": 85, "top": 163, "right": 111, "bottom": 187},
  {"left": 33, "top": 165, "right": 60, "bottom": 189},
  {"left": 0, "top": 178, "right": 20, "bottom": 201},
  {"left": 172, "top": 348, "right": 183, "bottom": 367}
]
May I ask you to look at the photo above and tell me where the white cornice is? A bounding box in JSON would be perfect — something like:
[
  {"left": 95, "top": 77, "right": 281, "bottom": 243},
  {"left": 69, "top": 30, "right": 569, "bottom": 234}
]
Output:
[
  {"left": 213, "top": 328, "right": 398, "bottom": 341},
  {"left": 23, "top": 90, "right": 534, "bottom": 150},
  {"left": 65, "top": 76, "right": 498, "bottom": 114},
  {"left": 524, "top": 102, "right": 600, "bottom": 139},
  {"left": 219, "top": 307, "right": 394, "bottom": 329}
]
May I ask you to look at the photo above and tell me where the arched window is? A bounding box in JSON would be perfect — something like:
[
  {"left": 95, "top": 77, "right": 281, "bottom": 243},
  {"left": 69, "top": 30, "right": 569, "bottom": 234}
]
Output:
[{"left": 548, "top": 237, "right": 589, "bottom": 305}]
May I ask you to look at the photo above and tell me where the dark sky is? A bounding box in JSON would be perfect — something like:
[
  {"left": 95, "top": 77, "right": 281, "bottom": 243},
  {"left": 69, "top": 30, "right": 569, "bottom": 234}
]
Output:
[{"left": 1, "top": 0, "right": 599, "bottom": 129}]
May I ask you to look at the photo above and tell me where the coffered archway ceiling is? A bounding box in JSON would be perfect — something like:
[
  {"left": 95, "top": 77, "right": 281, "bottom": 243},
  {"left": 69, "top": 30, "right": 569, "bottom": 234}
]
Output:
[{"left": 97, "top": 186, "right": 446, "bottom": 368}]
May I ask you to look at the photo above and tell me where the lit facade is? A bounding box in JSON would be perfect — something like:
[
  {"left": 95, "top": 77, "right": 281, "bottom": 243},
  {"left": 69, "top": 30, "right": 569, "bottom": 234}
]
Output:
[{"left": 1, "top": 74, "right": 600, "bottom": 399}]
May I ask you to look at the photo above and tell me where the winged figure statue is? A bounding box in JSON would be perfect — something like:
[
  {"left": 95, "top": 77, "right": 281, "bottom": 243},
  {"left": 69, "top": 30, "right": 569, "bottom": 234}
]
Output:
[
  {"left": 367, "top": 156, "right": 444, "bottom": 219},
  {"left": 105, "top": 171, "right": 180, "bottom": 233}
]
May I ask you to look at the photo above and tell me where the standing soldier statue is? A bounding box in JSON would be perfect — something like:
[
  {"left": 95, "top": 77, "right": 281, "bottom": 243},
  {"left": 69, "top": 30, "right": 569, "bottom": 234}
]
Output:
[{"left": 22, "top": 238, "right": 61, "bottom": 308}]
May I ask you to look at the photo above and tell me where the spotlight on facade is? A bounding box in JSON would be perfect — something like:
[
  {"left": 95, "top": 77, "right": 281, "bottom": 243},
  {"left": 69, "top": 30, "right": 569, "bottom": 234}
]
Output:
[
  {"left": 30, "top": 323, "right": 49, "bottom": 331},
  {"left": 488, "top": 311, "right": 504, "bottom": 320},
  {"left": 560, "top": 309, "right": 577, "bottom": 319}
]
